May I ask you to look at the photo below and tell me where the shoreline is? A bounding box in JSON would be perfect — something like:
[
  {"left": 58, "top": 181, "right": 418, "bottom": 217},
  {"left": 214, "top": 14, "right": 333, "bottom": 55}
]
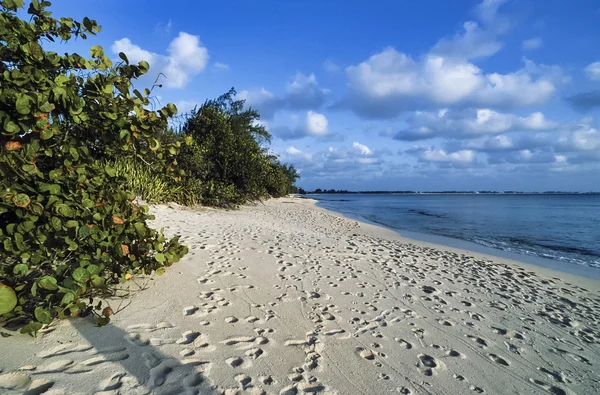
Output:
[
  {"left": 1, "top": 196, "right": 598, "bottom": 395},
  {"left": 306, "top": 197, "right": 600, "bottom": 288},
  {"left": 311, "top": 198, "right": 600, "bottom": 282}
]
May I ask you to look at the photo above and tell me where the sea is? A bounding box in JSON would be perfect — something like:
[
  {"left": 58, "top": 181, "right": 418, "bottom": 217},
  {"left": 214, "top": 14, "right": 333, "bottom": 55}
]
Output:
[{"left": 312, "top": 193, "right": 600, "bottom": 279}]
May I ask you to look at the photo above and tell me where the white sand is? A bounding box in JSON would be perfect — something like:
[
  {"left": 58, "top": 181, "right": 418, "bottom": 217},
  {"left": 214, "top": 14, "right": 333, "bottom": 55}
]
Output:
[{"left": 1, "top": 197, "right": 599, "bottom": 395}]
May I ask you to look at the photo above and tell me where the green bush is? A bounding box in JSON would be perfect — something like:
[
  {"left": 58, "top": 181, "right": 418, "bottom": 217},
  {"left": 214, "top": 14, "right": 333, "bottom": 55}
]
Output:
[
  {"left": 178, "top": 89, "right": 299, "bottom": 206},
  {"left": 0, "top": 1, "right": 187, "bottom": 333}
]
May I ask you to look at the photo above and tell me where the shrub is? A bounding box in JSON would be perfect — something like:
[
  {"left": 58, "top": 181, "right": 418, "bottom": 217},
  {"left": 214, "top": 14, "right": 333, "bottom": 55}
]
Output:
[
  {"left": 0, "top": 0, "right": 187, "bottom": 333},
  {"left": 178, "top": 89, "right": 299, "bottom": 206}
]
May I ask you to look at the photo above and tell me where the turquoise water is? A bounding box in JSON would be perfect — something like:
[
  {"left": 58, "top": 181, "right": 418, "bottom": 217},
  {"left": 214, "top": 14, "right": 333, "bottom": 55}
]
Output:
[{"left": 313, "top": 194, "right": 600, "bottom": 275}]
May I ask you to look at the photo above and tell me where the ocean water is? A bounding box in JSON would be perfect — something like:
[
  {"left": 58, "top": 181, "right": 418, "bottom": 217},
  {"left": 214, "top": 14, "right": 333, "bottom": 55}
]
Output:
[{"left": 313, "top": 194, "right": 600, "bottom": 275}]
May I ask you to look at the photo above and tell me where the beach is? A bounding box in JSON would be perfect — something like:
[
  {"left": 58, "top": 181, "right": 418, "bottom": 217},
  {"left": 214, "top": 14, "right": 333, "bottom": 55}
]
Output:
[{"left": 1, "top": 197, "right": 598, "bottom": 394}]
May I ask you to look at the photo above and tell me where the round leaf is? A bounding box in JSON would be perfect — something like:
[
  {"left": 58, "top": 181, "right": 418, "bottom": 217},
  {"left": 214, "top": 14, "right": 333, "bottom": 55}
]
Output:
[
  {"left": 34, "top": 307, "right": 52, "bottom": 324},
  {"left": 15, "top": 95, "right": 32, "bottom": 114},
  {"left": 12, "top": 193, "right": 30, "bottom": 208},
  {"left": 0, "top": 283, "right": 18, "bottom": 315}
]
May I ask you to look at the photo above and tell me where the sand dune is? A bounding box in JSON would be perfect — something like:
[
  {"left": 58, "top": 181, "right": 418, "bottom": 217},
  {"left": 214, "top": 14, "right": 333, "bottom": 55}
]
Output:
[{"left": 1, "top": 197, "right": 599, "bottom": 394}]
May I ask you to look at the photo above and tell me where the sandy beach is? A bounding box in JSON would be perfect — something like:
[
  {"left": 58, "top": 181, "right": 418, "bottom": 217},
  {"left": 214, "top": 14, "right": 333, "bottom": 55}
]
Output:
[{"left": 1, "top": 197, "right": 598, "bottom": 395}]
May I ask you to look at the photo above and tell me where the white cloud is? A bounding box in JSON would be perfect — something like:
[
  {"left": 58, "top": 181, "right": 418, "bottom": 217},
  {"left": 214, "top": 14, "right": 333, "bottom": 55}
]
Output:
[
  {"left": 214, "top": 62, "right": 230, "bottom": 71},
  {"left": 584, "top": 62, "right": 600, "bottom": 81},
  {"left": 421, "top": 149, "right": 476, "bottom": 164},
  {"left": 111, "top": 32, "right": 209, "bottom": 88},
  {"left": 393, "top": 108, "right": 557, "bottom": 141},
  {"left": 271, "top": 111, "right": 330, "bottom": 140},
  {"left": 561, "top": 126, "right": 600, "bottom": 151},
  {"left": 285, "top": 73, "right": 328, "bottom": 109},
  {"left": 282, "top": 142, "right": 383, "bottom": 179},
  {"left": 285, "top": 146, "right": 312, "bottom": 161},
  {"left": 239, "top": 73, "right": 328, "bottom": 119},
  {"left": 343, "top": 0, "right": 564, "bottom": 118},
  {"left": 522, "top": 37, "right": 543, "bottom": 50},
  {"left": 352, "top": 142, "right": 373, "bottom": 155},
  {"left": 431, "top": 21, "right": 502, "bottom": 60},
  {"left": 345, "top": 48, "right": 558, "bottom": 117},
  {"left": 112, "top": 38, "right": 156, "bottom": 65},
  {"left": 305, "top": 111, "right": 328, "bottom": 136}
]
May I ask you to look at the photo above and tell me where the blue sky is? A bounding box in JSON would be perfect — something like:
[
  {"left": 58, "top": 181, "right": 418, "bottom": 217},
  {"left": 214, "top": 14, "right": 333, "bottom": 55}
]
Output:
[{"left": 47, "top": 0, "right": 600, "bottom": 191}]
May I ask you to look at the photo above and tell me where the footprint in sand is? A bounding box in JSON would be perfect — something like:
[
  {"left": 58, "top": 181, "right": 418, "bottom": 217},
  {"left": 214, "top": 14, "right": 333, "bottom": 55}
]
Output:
[
  {"left": 394, "top": 338, "right": 413, "bottom": 349},
  {"left": 417, "top": 354, "right": 442, "bottom": 376},
  {"left": 222, "top": 336, "right": 256, "bottom": 345},
  {"left": 176, "top": 331, "right": 201, "bottom": 345},
  {"left": 183, "top": 306, "right": 199, "bottom": 316},
  {"left": 529, "top": 378, "right": 573, "bottom": 395},
  {"left": 227, "top": 357, "right": 245, "bottom": 368},
  {"left": 466, "top": 335, "right": 488, "bottom": 348},
  {"left": 488, "top": 353, "right": 510, "bottom": 367}
]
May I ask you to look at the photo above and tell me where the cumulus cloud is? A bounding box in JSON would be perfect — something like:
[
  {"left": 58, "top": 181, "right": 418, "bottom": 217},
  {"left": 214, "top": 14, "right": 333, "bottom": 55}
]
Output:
[
  {"left": 238, "top": 73, "right": 328, "bottom": 119},
  {"left": 352, "top": 142, "right": 373, "bottom": 155},
  {"left": 112, "top": 32, "right": 209, "bottom": 88},
  {"left": 431, "top": 21, "right": 502, "bottom": 60},
  {"left": 393, "top": 108, "right": 557, "bottom": 141},
  {"left": 342, "top": 0, "right": 564, "bottom": 118},
  {"left": 281, "top": 142, "right": 382, "bottom": 180},
  {"left": 420, "top": 149, "right": 476, "bottom": 164},
  {"left": 273, "top": 111, "right": 330, "bottom": 140},
  {"left": 285, "top": 146, "right": 312, "bottom": 162},
  {"left": 522, "top": 37, "right": 543, "bottom": 50},
  {"left": 585, "top": 62, "right": 600, "bottom": 81},
  {"left": 488, "top": 149, "right": 559, "bottom": 164},
  {"left": 305, "top": 111, "right": 328, "bottom": 136},
  {"left": 344, "top": 49, "right": 558, "bottom": 118},
  {"left": 557, "top": 125, "right": 600, "bottom": 152}
]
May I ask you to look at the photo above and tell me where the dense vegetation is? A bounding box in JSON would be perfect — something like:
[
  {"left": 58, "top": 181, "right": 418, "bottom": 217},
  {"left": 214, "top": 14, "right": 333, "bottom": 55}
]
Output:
[{"left": 0, "top": 1, "right": 298, "bottom": 333}]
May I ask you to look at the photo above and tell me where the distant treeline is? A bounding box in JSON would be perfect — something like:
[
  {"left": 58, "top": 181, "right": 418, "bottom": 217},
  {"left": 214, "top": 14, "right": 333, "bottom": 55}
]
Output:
[{"left": 299, "top": 189, "right": 600, "bottom": 195}]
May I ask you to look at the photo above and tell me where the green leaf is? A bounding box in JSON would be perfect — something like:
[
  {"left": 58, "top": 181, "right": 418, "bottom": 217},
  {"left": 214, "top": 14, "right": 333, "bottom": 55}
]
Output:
[
  {"left": 72, "top": 268, "right": 91, "bottom": 283},
  {"left": 69, "top": 147, "right": 79, "bottom": 160},
  {"left": 104, "top": 164, "right": 116, "bottom": 177},
  {"left": 87, "top": 264, "right": 101, "bottom": 275},
  {"left": 20, "top": 322, "right": 43, "bottom": 335},
  {"left": 22, "top": 164, "right": 37, "bottom": 174},
  {"left": 16, "top": 95, "right": 32, "bottom": 114},
  {"left": 38, "top": 276, "right": 58, "bottom": 291},
  {"left": 61, "top": 292, "right": 75, "bottom": 305},
  {"left": 0, "top": 283, "right": 18, "bottom": 315},
  {"left": 91, "top": 275, "right": 105, "bottom": 287},
  {"left": 39, "top": 101, "right": 53, "bottom": 112},
  {"left": 34, "top": 307, "right": 52, "bottom": 324},
  {"left": 118, "top": 52, "right": 129, "bottom": 64},
  {"left": 155, "top": 267, "right": 166, "bottom": 276},
  {"left": 12, "top": 193, "right": 30, "bottom": 208},
  {"left": 154, "top": 253, "right": 165, "bottom": 264},
  {"left": 41, "top": 128, "right": 54, "bottom": 140},
  {"left": 78, "top": 225, "right": 92, "bottom": 239},
  {"left": 40, "top": 183, "right": 61, "bottom": 195},
  {"left": 13, "top": 264, "right": 28, "bottom": 276},
  {"left": 90, "top": 45, "right": 104, "bottom": 57},
  {"left": 138, "top": 60, "right": 150, "bottom": 73}
]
